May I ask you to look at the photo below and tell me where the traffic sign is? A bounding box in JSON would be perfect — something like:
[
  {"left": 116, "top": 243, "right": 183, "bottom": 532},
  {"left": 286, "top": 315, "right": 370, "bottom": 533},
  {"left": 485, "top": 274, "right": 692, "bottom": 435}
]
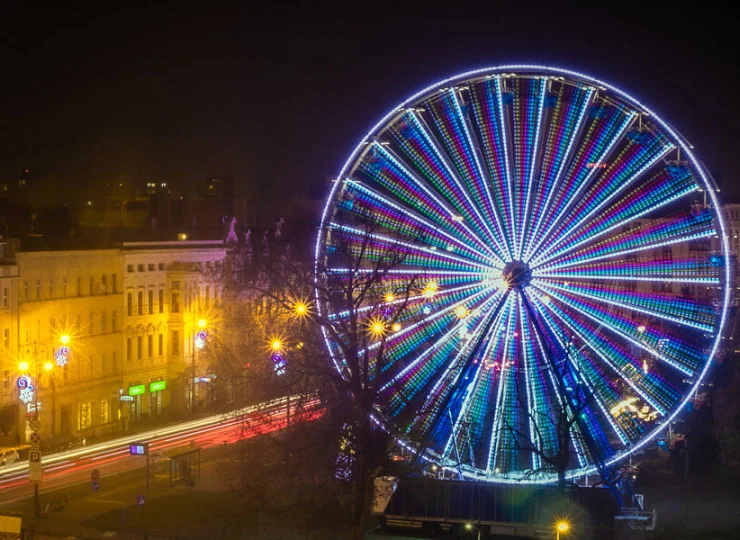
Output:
[
  {"left": 29, "top": 432, "right": 40, "bottom": 445},
  {"left": 91, "top": 469, "right": 100, "bottom": 482},
  {"left": 29, "top": 450, "right": 42, "bottom": 482},
  {"left": 92, "top": 481, "right": 99, "bottom": 492},
  {"left": 136, "top": 495, "right": 145, "bottom": 506},
  {"left": 28, "top": 419, "right": 41, "bottom": 432}
]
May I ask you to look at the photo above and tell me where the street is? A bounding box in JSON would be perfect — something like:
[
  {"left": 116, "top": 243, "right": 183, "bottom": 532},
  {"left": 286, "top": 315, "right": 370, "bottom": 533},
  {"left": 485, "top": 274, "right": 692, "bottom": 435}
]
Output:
[{"left": 0, "top": 394, "right": 322, "bottom": 507}]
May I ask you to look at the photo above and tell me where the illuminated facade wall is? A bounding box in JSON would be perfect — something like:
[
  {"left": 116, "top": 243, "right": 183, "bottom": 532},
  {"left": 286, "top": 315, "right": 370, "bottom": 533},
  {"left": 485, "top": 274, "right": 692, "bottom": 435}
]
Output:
[{"left": 0, "top": 241, "right": 225, "bottom": 446}]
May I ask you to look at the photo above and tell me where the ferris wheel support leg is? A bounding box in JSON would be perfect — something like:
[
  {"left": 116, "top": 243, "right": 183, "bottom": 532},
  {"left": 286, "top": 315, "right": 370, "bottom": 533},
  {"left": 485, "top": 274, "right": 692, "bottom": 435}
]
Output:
[
  {"left": 519, "top": 291, "right": 628, "bottom": 506},
  {"left": 409, "top": 291, "right": 511, "bottom": 474}
]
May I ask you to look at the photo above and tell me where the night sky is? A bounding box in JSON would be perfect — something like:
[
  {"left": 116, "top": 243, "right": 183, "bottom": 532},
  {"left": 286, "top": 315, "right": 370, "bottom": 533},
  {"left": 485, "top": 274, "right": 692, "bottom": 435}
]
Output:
[{"left": 1, "top": 4, "right": 737, "bottom": 201}]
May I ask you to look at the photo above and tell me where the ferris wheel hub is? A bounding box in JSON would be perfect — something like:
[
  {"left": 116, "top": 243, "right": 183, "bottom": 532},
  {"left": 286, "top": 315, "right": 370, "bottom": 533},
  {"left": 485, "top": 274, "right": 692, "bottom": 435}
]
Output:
[{"left": 502, "top": 260, "right": 532, "bottom": 290}]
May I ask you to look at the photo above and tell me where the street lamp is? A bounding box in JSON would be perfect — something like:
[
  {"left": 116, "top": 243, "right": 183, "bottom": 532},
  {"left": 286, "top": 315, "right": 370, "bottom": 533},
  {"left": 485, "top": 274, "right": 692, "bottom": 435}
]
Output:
[{"left": 556, "top": 520, "right": 570, "bottom": 540}]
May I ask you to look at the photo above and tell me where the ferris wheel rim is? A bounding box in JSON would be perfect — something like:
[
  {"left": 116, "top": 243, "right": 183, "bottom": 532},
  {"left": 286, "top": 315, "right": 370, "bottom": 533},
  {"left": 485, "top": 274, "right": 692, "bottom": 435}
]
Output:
[{"left": 313, "top": 64, "right": 732, "bottom": 483}]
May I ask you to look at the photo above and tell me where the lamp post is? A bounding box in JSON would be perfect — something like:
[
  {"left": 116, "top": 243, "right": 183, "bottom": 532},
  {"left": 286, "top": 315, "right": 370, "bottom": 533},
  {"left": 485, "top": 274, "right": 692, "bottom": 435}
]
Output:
[
  {"left": 191, "top": 318, "right": 208, "bottom": 412},
  {"left": 19, "top": 335, "right": 70, "bottom": 518},
  {"left": 555, "top": 520, "right": 570, "bottom": 540}
]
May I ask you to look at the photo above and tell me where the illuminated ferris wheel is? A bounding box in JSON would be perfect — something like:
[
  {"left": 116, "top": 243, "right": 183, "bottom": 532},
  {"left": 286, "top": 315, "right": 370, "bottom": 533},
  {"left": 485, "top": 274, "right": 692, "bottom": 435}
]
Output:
[{"left": 314, "top": 65, "right": 730, "bottom": 483}]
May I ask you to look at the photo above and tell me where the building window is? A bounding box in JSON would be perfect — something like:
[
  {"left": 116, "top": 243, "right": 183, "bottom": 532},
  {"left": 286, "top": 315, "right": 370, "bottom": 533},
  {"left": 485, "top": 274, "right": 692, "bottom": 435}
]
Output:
[
  {"left": 2, "top": 370, "right": 9, "bottom": 391},
  {"left": 148, "top": 334, "right": 153, "bottom": 357},
  {"left": 23, "top": 281, "right": 29, "bottom": 300},
  {"left": 112, "top": 351, "right": 118, "bottom": 373},
  {"left": 148, "top": 263, "right": 155, "bottom": 271},
  {"left": 50, "top": 317, "right": 56, "bottom": 331},
  {"left": 158, "top": 263, "right": 165, "bottom": 271},
  {"left": 172, "top": 331, "right": 180, "bottom": 356},
  {"left": 158, "top": 333, "right": 163, "bottom": 356},
  {"left": 49, "top": 278, "right": 55, "bottom": 297},
  {"left": 76, "top": 315, "right": 81, "bottom": 332},
  {"left": 100, "top": 398, "right": 110, "bottom": 424},
  {"left": 78, "top": 402, "right": 92, "bottom": 430},
  {"left": 127, "top": 264, "right": 134, "bottom": 273},
  {"left": 89, "top": 276, "right": 94, "bottom": 295},
  {"left": 112, "top": 274, "right": 118, "bottom": 293},
  {"left": 89, "top": 313, "right": 94, "bottom": 334},
  {"left": 148, "top": 290, "right": 154, "bottom": 314},
  {"left": 138, "top": 264, "right": 145, "bottom": 272},
  {"left": 127, "top": 292, "right": 133, "bottom": 316},
  {"left": 137, "top": 336, "right": 142, "bottom": 360},
  {"left": 205, "top": 286, "right": 210, "bottom": 309},
  {"left": 77, "top": 276, "right": 82, "bottom": 296},
  {"left": 171, "top": 292, "right": 180, "bottom": 313},
  {"left": 100, "top": 311, "right": 106, "bottom": 332},
  {"left": 112, "top": 310, "right": 118, "bottom": 332},
  {"left": 2, "top": 287, "right": 7, "bottom": 308},
  {"left": 138, "top": 291, "right": 143, "bottom": 315},
  {"left": 36, "top": 280, "right": 41, "bottom": 299},
  {"left": 159, "top": 289, "right": 164, "bottom": 313},
  {"left": 127, "top": 338, "right": 132, "bottom": 362},
  {"left": 101, "top": 275, "right": 108, "bottom": 293},
  {"left": 63, "top": 277, "right": 68, "bottom": 296},
  {"left": 3, "top": 328, "right": 9, "bottom": 349}
]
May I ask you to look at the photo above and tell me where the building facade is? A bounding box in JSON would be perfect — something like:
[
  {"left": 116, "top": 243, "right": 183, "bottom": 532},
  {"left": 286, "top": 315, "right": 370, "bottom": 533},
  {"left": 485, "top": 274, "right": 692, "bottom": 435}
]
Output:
[{"left": 0, "top": 240, "right": 225, "bottom": 447}]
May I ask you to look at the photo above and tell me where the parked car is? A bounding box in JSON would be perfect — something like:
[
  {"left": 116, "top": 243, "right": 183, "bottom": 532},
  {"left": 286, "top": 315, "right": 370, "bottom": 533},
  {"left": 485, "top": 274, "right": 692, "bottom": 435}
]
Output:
[{"left": 0, "top": 448, "right": 20, "bottom": 467}]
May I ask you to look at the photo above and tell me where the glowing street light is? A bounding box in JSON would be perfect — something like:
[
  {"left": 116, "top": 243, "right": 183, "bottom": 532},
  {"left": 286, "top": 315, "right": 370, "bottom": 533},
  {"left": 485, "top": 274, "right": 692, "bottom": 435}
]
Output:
[
  {"left": 392, "top": 323, "right": 402, "bottom": 332},
  {"left": 556, "top": 520, "right": 570, "bottom": 540},
  {"left": 18, "top": 361, "right": 29, "bottom": 372},
  {"left": 369, "top": 319, "right": 386, "bottom": 337},
  {"left": 423, "top": 280, "right": 438, "bottom": 298},
  {"left": 197, "top": 318, "right": 208, "bottom": 329},
  {"left": 43, "top": 362, "right": 53, "bottom": 371},
  {"left": 384, "top": 293, "right": 395, "bottom": 303},
  {"left": 454, "top": 305, "right": 469, "bottom": 319},
  {"left": 293, "top": 301, "right": 309, "bottom": 317},
  {"left": 270, "top": 339, "right": 283, "bottom": 352},
  {"left": 59, "top": 334, "right": 71, "bottom": 345}
]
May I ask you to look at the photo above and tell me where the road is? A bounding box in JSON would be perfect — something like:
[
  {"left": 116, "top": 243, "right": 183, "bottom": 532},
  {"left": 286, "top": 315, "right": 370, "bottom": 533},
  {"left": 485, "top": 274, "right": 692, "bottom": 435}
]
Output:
[{"left": 0, "top": 394, "right": 322, "bottom": 506}]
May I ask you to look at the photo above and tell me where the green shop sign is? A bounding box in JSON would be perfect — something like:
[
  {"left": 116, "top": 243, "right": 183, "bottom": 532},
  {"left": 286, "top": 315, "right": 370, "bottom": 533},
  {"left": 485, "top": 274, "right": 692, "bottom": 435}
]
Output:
[
  {"left": 149, "top": 380, "right": 167, "bottom": 392},
  {"left": 128, "top": 384, "right": 146, "bottom": 396}
]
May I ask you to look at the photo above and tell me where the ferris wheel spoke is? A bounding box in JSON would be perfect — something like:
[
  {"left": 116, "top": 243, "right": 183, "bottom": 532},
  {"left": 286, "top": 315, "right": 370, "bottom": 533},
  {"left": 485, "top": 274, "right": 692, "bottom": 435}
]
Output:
[
  {"left": 357, "top": 142, "right": 502, "bottom": 262},
  {"left": 386, "top": 293, "right": 506, "bottom": 427},
  {"left": 531, "top": 135, "right": 674, "bottom": 267},
  {"left": 532, "top": 166, "right": 696, "bottom": 268},
  {"left": 486, "top": 296, "right": 520, "bottom": 475},
  {"left": 528, "top": 292, "right": 652, "bottom": 447},
  {"left": 427, "top": 90, "right": 513, "bottom": 259},
  {"left": 534, "top": 210, "right": 716, "bottom": 273},
  {"left": 519, "top": 294, "right": 563, "bottom": 471},
  {"left": 342, "top": 179, "right": 495, "bottom": 263},
  {"left": 533, "top": 256, "right": 720, "bottom": 285},
  {"left": 327, "top": 222, "right": 494, "bottom": 272},
  {"left": 389, "top": 111, "right": 509, "bottom": 261},
  {"left": 534, "top": 281, "right": 704, "bottom": 377},
  {"left": 523, "top": 84, "right": 595, "bottom": 261},
  {"left": 510, "top": 77, "right": 548, "bottom": 261},
  {"left": 440, "top": 295, "right": 513, "bottom": 465},
  {"left": 328, "top": 282, "right": 487, "bottom": 321},
  {"left": 524, "top": 292, "right": 614, "bottom": 470},
  {"left": 534, "top": 278, "right": 716, "bottom": 333},
  {"left": 469, "top": 78, "right": 518, "bottom": 259},
  {"left": 531, "top": 291, "right": 678, "bottom": 417},
  {"left": 526, "top": 102, "right": 637, "bottom": 261},
  {"left": 362, "top": 286, "right": 500, "bottom": 378}
]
